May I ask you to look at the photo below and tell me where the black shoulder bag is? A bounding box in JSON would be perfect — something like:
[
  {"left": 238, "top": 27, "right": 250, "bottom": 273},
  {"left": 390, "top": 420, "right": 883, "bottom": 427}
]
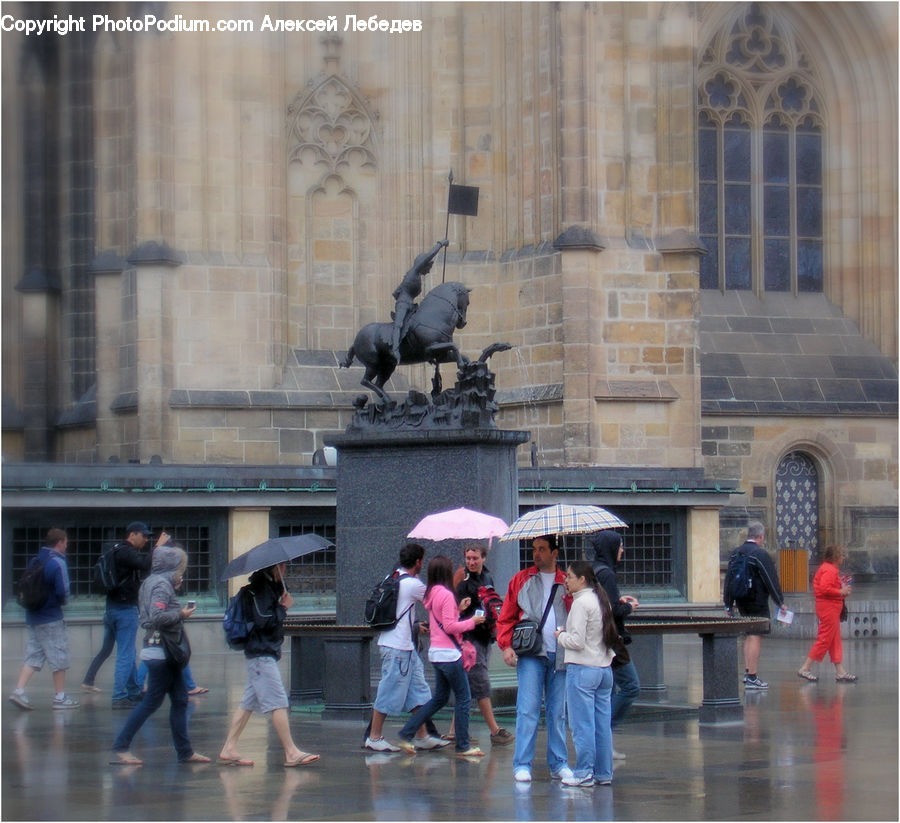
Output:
[{"left": 511, "top": 583, "right": 560, "bottom": 657}]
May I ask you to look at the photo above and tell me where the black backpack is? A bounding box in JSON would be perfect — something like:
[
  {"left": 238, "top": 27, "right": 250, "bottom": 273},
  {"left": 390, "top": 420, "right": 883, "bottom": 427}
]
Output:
[
  {"left": 93, "top": 543, "right": 127, "bottom": 593},
  {"left": 16, "top": 557, "right": 48, "bottom": 611},
  {"left": 724, "top": 550, "right": 758, "bottom": 603},
  {"left": 364, "top": 570, "right": 412, "bottom": 630}
]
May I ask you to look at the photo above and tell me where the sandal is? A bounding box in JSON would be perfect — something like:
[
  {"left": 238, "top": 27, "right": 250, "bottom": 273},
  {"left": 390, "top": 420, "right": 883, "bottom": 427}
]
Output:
[
  {"left": 797, "top": 670, "right": 818, "bottom": 682},
  {"left": 835, "top": 673, "right": 858, "bottom": 682},
  {"left": 110, "top": 752, "right": 143, "bottom": 766},
  {"left": 187, "top": 687, "right": 209, "bottom": 696},
  {"left": 181, "top": 753, "right": 212, "bottom": 764},
  {"left": 284, "top": 752, "right": 320, "bottom": 767},
  {"left": 217, "top": 757, "right": 254, "bottom": 767}
]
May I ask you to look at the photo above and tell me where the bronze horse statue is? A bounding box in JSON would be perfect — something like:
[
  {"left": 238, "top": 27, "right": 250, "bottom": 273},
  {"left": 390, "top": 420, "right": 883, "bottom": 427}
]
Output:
[{"left": 340, "top": 281, "right": 472, "bottom": 406}]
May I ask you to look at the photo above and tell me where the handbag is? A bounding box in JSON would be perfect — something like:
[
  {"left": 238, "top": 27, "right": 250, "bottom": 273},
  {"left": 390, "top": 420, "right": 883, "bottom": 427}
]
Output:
[
  {"left": 148, "top": 624, "right": 191, "bottom": 668},
  {"left": 839, "top": 601, "right": 849, "bottom": 623},
  {"left": 511, "top": 583, "right": 560, "bottom": 657},
  {"left": 433, "top": 617, "right": 477, "bottom": 671}
]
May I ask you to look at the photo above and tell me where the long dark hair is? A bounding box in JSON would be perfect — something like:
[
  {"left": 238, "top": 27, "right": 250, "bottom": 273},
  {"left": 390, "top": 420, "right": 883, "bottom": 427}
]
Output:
[
  {"left": 568, "top": 560, "right": 619, "bottom": 649},
  {"left": 425, "top": 554, "right": 455, "bottom": 597}
]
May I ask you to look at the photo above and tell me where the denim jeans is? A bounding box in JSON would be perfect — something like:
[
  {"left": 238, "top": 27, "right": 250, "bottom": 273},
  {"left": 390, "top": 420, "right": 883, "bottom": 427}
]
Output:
[
  {"left": 82, "top": 611, "right": 116, "bottom": 686},
  {"left": 512, "top": 652, "right": 568, "bottom": 775},
  {"left": 108, "top": 603, "right": 141, "bottom": 702},
  {"left": 112, "top": 658, "right": 194, "bottom": 760},
  {"left": 399, "top": 659, "right": 472, "bottom": 751},
  {"left": 137, "top": 661, "right": 197, "bottom": 692},
  {"left": 611, "top": 659, "right": 640, "bottom": 728},
  {"left": 566, "top": 663, "right": 613, "bottom": 782}
]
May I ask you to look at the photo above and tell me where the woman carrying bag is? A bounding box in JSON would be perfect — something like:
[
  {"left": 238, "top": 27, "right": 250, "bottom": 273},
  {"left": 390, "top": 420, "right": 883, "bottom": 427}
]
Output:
[
  {"left": 397, "top": 555, "right": 486, "bottom": 757},
  {"left": 555, "top": 561, "right": 617, "bottom": 787},
  {"left": 797, "top": 545, "right": 857, "bottom": 683},
  {"left": 110, "top": 544, "right": 210, "bottom": 765}
]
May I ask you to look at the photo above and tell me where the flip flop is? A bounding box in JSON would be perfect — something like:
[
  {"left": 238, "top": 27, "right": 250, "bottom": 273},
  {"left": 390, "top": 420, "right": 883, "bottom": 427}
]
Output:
[
  {"left": 217, "top": 757, "right": 254, "bottom": 767},
  {"left": 187, "top": 687, "right": 209, "bottom": 695},
  {"left": 81, "top": 683, "right": 102, "bottom": 693},
  {"left": 284, "top": 752, "right": 320, "bottom": 767},
  {"left": 110, "top": 754, "right": 143, "bottom": 766}
]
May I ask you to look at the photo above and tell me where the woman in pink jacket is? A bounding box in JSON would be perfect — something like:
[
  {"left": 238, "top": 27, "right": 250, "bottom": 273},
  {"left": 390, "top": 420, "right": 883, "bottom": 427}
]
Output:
[
  {"left": 398, "top": 555, "right": 486, "bottom": 756},
  {"left": 797, "top": 545, "right": 857, "bottom": 682}
]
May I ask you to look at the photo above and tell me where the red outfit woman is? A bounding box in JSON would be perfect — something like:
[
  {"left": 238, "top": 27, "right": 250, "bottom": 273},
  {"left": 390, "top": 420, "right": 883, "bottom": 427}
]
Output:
[{"left": 807, "top": 561, "right": 845, "bottom": 664}]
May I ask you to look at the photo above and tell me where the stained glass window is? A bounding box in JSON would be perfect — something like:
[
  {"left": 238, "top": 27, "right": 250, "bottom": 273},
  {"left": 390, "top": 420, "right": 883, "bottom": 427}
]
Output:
[{"left": 698, "top": 4, "right": 824, "bottom": 293}]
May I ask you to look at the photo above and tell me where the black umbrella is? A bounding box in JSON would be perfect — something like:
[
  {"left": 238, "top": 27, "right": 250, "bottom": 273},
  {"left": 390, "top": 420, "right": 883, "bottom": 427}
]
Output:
[{"left": 220, "top": 533, "right": 333, "bottom": 581}]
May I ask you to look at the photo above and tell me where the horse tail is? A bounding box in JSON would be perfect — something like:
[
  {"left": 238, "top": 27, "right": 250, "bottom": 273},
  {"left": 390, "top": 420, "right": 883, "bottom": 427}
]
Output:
[{"left": 339, "top": 344, "right": 355, "bottom": 369}]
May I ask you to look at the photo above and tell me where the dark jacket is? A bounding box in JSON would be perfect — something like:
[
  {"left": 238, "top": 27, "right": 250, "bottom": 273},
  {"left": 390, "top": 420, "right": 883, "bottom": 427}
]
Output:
[
  {"left": 725, "top": 540, "right": 784, "bottom": 611},
  {"left": 243, "top": 568, "right": 287, "bottom": 660},
  {"left": 25, "top": 546, "right": 70, "bottom": 627},
  {"left": 455, "top": 566, "right": 495, "bottom": 643},
  {"left": 107, "top": 541, "right": 153, "bottom": 606},
  {"left": 588, "top": 530, "right": 632, "bottom": 640}
]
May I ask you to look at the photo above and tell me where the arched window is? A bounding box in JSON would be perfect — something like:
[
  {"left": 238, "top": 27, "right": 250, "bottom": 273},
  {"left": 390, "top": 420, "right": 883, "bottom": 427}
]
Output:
[{"left": 698, "top": 4, "right": 823, "bottom": 293}]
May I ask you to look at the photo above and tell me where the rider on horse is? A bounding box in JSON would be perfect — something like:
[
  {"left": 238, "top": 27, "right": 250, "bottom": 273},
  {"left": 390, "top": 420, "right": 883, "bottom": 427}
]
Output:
[{"left": 390, "top": 240, "right": 448, "bottom": 363}]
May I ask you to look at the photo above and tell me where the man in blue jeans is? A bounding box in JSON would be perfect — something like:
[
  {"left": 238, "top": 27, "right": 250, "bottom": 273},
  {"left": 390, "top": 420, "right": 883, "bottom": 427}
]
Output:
[
  {"left": 99, "top": 522, "right": 160, "bottom": 709},
  {"left": 589, "top": 529, "right": 641, "bottom": 759},
  {"left": 496, "top": 535, "right": 573, "bottom": 783}
]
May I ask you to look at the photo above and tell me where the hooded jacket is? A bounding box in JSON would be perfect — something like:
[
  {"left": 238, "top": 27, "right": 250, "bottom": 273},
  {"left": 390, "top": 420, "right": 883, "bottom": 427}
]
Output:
[
  {"left": 138, "top": 545, "right": 187, "bottom": 647},
  {"left": 242, "top": 567, "right": 287, "bottom": 660},
  {"left": 25, "top": 545, "right": 70, "bottom": 627},
  {"left": 588, "top": 530, "right": 632, "bottom": 639}
]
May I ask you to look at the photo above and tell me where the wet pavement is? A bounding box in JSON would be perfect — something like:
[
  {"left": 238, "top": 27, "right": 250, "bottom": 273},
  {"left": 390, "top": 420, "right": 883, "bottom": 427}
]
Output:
[{"left": 2, "top": 635, "right": 897, "bottom": 821}]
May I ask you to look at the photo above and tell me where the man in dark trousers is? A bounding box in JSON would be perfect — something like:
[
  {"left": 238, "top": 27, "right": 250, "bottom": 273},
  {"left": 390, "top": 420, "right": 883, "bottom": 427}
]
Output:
[
  {"left": 588, "top": 529, "right": 640, "bottom": 760},
  {"left": 724, "top": 521, "right": 784, "bottom": 690},
  {"left": 89, "top": 522, "right": 164, "bottom": 708}
]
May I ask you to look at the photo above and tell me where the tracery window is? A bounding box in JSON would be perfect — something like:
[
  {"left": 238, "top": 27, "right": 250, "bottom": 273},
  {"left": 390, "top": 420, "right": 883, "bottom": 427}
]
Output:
[{"left": 698, "top": 4, "right": 823, "bottom": 293}]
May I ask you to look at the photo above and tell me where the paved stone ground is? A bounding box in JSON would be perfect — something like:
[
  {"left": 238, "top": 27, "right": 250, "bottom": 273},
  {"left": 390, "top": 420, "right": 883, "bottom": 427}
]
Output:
[{"left": 2, "top": 634, "right": 896, "bottom": 821}]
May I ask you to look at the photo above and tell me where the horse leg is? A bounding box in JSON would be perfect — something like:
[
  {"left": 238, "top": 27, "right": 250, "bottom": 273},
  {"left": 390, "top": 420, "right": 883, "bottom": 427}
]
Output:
[
  {"left": 339, "top": 344, "right": 355, "bottom": 369},
  {"left": 431, "top": 365, "right": 442, "bottom": 397},
  {"left": 425, "top": 342, "right": 469, "bottom": 370}
]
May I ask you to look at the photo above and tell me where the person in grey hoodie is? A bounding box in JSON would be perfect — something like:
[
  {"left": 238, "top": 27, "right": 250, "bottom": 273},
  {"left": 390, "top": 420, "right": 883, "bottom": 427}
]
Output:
[
  {"left": 110, "top": 544, "right": 209, "bottom": 766},
  {"left": 588, "top": 529, "right": 641, "bottom": 760}
]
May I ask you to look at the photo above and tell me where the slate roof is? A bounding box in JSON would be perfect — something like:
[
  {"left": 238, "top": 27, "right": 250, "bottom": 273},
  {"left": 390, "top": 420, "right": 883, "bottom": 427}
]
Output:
[{"left": 700, "top": 291, "right": 897, "bottom": 417}]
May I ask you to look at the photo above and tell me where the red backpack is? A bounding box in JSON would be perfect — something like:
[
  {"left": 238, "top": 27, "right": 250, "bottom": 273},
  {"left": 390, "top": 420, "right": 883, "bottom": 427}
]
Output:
[{"left": 477, "top": 585, "right": 503, "bottom": 637}]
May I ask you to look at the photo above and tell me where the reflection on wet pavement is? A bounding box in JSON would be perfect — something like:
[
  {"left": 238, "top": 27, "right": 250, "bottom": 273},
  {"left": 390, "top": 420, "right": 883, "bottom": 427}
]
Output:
[{"left": 2, "top": 636, "right": 896, "bottom": 821}]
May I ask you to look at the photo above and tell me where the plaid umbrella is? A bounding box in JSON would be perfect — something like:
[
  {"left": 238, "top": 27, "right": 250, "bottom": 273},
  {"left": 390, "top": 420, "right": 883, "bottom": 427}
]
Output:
[{"left": 501, "top": 504, "right": 627, "bottom": 541}]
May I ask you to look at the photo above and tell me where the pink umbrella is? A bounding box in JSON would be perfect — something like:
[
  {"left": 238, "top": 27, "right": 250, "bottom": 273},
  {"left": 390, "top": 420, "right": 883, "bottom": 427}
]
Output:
[{"left": 407, "top": 507, "right": 509, "bottom": 543}]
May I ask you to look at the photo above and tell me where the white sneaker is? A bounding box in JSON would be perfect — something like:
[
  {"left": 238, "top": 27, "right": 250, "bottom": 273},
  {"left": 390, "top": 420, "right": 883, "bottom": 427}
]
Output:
[
  {"left": 414, "top": 735, "right": 450, "bottom": 750},
  {"left": 514, "top": 769, "right": 532, "bottom": 783},
  {"left": 562, "top": 774, "right": 595, "bottom": 787},
  {"left": 551, "top": 765, "right": 574, "bottom": 781},
  {"left": 364, "top": 737, "right": 400, "bottom": 753},
  {"left": 612, "top": 749, "right": 626, "bottom": 760}
]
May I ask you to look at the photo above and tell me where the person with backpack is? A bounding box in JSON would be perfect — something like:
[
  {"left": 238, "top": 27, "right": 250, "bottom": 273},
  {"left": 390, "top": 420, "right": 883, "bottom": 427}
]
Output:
[
  {"left": 724, "top": 521, "right": 785, "bottom": 690},
  {"left": 444, "top": 543, "right": 514, "bottom": 746},
  {"left": 364, "top": 543, "right": 448, "bottom": 753},
  {"left": 217, "top": 562, "right": 320, "bottom": 767},
  {"left": 588, "top": 529, "right": 641, "bottom": 760},
  {"left": 83, "top": 522, "right": 160, "bottom": 709},
  {"left": 9, "top": 529, "right": 80, "bottom": 710}
]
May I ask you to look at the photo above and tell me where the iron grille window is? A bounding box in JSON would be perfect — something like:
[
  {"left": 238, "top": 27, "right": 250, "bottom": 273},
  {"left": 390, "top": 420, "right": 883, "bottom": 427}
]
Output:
[
  {"left": 10, "top": 524, "right": 212, "bottom": 599},
  {"left": 515, "top": 510, "right": 681, "bottom": 594},
  {"left": 277, "top": 523, "right": 337, "bottom": 595}
]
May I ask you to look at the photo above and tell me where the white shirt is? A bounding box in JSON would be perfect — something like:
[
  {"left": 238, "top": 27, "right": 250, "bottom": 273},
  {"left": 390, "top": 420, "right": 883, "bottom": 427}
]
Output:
[
  {"left": 377, "top": 570, "right": 426, "bottom": 651},
  {"left": 540, "top": 572, "right": 559, "bottom": 654}
]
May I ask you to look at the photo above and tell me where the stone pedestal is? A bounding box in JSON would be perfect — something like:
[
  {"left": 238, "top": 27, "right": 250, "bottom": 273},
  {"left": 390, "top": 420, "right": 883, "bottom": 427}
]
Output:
[
  {"left": 326, "top": 428, "right": 529, "bottom": 626},
  {"left": 698, "top": 633, "right": 744, "bottom": 724}
]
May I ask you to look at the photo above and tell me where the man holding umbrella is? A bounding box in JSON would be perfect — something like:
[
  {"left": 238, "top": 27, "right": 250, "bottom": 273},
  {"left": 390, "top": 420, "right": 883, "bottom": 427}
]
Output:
[
  {"left": 496, "top": 534, "right": 573, "bottom": 784},
  {"left": 218, "top": 534, "right": 329, "bottom": 767}
]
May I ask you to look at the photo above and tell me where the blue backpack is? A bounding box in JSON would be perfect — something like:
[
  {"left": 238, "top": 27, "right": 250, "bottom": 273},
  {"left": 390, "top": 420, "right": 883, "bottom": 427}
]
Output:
[{"left": 223, "top": 587, "right": 253, "bottom": 649}]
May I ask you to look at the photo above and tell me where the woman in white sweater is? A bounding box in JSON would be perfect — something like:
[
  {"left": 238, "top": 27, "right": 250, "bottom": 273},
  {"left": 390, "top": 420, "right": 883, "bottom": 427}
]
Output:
[{"left": 555, "top": 560, "right": 617, "bottom": 787}]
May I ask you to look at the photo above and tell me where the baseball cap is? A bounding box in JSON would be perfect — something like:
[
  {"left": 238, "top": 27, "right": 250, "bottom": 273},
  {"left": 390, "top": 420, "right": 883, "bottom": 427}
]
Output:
[{"left": 126, "top": 521, "right": 152, "bottom": 536}]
